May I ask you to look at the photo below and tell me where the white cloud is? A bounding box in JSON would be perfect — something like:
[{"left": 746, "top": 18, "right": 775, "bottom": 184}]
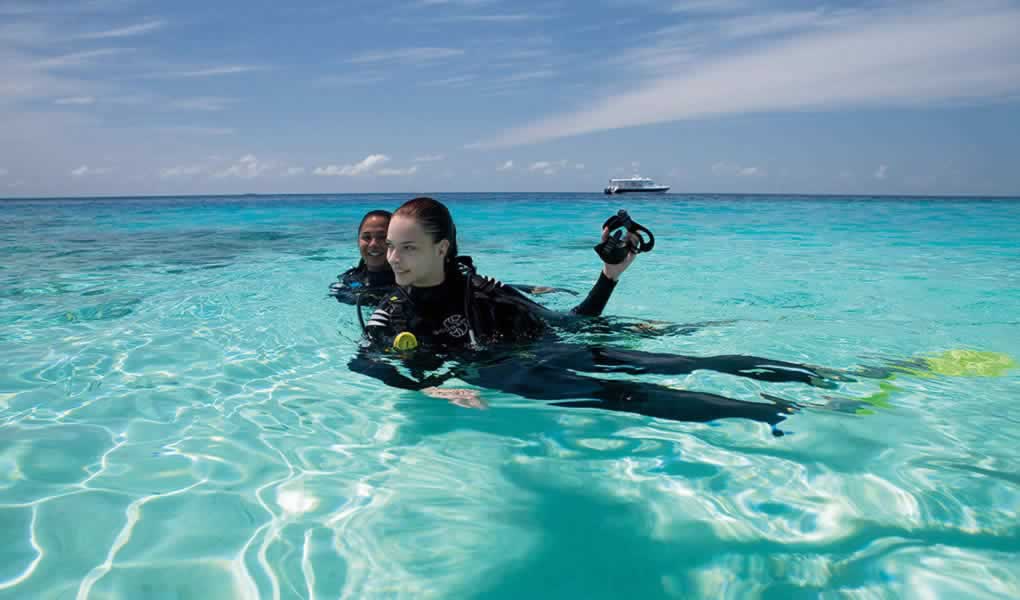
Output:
[
  {"left": 76, "top": 19, "right": 165, "bottom": 39},
  {"left": 874, "top": 164, "right": 888, "bottom": 180},
  {"left": 419, "top": 0, "right": 500, "bottom": 5},
  {"left": 525, "top": 159, "right": 582, "bottom": 175},
  {"left": 498, "top": 160, "right": 514, "bottom": 171},
  {"left": 283, "top": 167, "right": 305, "bottom": 176},
  {"left": 474, "top": 2, "right": 1020, "bottom": 147},
  {"left": 718, "top": 9, "right": 854, "bottom": 40},
  {"left": 435, "top": 14, "right": 543, "bottom": 23},
  {"left": 503, "top": 70, "right": 556, "bottom": 83},
  {"left": 315, "top": 73, "right": 389, "bottom": 88},
  {"left": 169, "top": 97, "right": 235, "bottom": 111},
  {"left": 159, "top": 165, "right": 204, "bottom": 179},
  {"left": 0, "top": 1, "right": 136, "bottom": 17},
  {"left": 377, "top": 165, "right": 419, "bottom": 176},
  {"left": 155, "top": 126, "right": 234, "bottom": 135},
  {"left": 348, "top": 48, "right": 464, "bottom": 64},
  {"left": 0, "top": 22, "right": 66, "bottom": 47},
  {"left": 712, "top": 162, "right": 765, "bottom": 177},
  {"left": 161, "top": 65, "right": 266, "bottom": 78},
  {"left": 313, "top": 154, "right": 390, "bottom": 176},
  {"left": 414, "top": 154, "right": 445, "bottom": 162},
  {"left": 54, "top": 96, "right": 96, "bottom": 105},
  {"left": 34, "top": 48, "right": 129, "bottom": 68},
  {"left": 422, "top": 74, "right": 476, "bottom": 87},
  {"left": 70, "top": 165, "right": 113, "bottom": 177},
  {"left": 670, "top": 0, "right": 750, "bottom": 14},
  {"left": 215, "top": 155, "right": 270, "bottom": 179}
]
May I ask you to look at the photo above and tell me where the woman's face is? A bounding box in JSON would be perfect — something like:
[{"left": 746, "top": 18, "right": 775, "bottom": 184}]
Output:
[
  {"left": 358, "top": 215, "right": 390, "bottom": 270},
  {"left": 386, "top": 214, "right": 449, "bottom": 287}
]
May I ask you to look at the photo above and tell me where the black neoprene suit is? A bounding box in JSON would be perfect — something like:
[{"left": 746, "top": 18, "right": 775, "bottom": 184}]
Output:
[{"left": 347, "top": 259, "right": 836, "bottom": 433}]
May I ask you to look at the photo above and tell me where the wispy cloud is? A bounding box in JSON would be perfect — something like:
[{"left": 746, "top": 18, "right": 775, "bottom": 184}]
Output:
[
  {"left": 313, "top": 154, "right": 390, "bottom": 176},
  {"left": 414, "top": 154, "right": 445, "bottom": 162},
  {"left": 502, "top": 69, "right": 556, "bottom": 82},
  {"left": 419, "top": 0, "right": 497, "bottom": 6},
  {"left": 421, "top": 74, "right": 476, "bottom": 87},
  {"left": 160, "top": 65, "right": 267, "bottom": 78},
  {"left": 712, "top": 162, "right": 765, "bottom": 177},
  {"left": 377, "top": 165, "right": 419, "bottom": 176},
  {"left": 527, "top": 159, "right": 579, "bottom": 175},
  {"left": 717, "top": 9, "right": 854, "bottom": 39},
  {"left": 215, "top": 154, "right": 270, "bottom": 179},
  {"left": 70, "top": 165, "right": 113, "bottom": 177},
  {"left": 474, "top": 2, "right": 1020, "bottom": 148},
  {"left": 55, "top": 96, "right": 96, "bottom": 105},
  {"left": 34, "top": 48, "right": 130, "bottom": 68},
  {"left": 155, "top": 126, "right": 235, "bottom": 135},
  {"left": 874, "top": 164, "right": 888, "bottom": 180},
  {"left": 0, "top": 22, "right": 62, "bottom": 47},
  {"left": 315, "top": 73, "right": 389, "bottom": 87},
  {"left": 433, "top": 14, "right": 543, "bottom": 23},
  {"left": 159, "top": 165, "right": 204, "bottom": 179},
  {"left": 76, "top": 19, "right": 165, "bottom": 39},
  {"left": 670, "top": 0, "right": 750, "bottom": 14},
  {"left": 0, "top": 0, "right": 139, "bottom": 17},
  {"left": 497, "top": 160, "right": 514, "bottom": 171},
  {"left": 169, "top": 97, "right": 235, "bottom": 111},
  {"left": 348, "top": 48, "right": 464, "bottom": 64},
  {"left": 283, "top": 167, "right": 305, "bottom": 176}
]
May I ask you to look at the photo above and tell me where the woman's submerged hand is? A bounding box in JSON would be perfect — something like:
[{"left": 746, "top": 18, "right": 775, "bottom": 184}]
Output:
[{"left": 423, "top": 387, "right": 488, "bottom": 409}]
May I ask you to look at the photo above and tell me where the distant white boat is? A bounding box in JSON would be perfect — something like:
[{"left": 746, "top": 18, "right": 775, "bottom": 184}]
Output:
[{"left": 603, "top": 176, "right": 670, "bottom": 194}]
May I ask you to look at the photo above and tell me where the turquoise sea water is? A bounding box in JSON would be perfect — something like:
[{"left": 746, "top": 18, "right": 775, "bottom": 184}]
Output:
[{"left": 1, "top": 193, "right": 1018, "bottom": 599}]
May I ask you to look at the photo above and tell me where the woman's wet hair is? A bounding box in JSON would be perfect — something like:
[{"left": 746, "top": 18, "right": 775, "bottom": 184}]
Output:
[
  {"left": 393, "top": 197, "right": 458, "bottom": 268},
  {"left": 357, "top": 209, "right": 392, "bottom": 234}
]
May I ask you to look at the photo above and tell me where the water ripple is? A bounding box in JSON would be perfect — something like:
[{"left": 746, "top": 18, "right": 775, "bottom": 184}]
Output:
[{"left": 2, "top": 195, "right": 1019, "bottom": 598}]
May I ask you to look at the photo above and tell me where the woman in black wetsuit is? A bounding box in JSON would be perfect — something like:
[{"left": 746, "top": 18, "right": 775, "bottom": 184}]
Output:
[
  {"left": 329, "top": 210, "right": 398, "bottom": 306},
  {"left": 330, "top": 209, "right": 574, "bottom": 307},
  {"left": 350, "top": 197, "right": 845, "bottom": 433}
]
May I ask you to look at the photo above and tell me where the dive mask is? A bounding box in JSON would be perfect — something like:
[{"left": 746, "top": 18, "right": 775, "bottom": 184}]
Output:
[{"left": 593, "top": 209, "right": 655, "bottom": 264}]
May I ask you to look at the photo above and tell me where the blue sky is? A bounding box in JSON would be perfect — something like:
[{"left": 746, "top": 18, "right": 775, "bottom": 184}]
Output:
[{"left": 1, "top": 0, "right": 1019, "bottom": 197}]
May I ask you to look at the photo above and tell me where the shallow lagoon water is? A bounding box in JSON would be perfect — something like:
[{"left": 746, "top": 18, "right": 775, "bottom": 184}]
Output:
[{"left": 1, "top": 193, "right": 1018, "bottom": 599}]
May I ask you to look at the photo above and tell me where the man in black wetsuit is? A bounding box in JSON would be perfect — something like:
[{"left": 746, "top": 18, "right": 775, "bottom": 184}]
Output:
[{"left": 348, "top": 197, "right": 844, "bottom": 433}]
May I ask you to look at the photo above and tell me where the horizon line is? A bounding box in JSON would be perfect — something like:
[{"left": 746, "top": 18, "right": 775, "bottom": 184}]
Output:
[{"left": 3, "top": 191, "right": 1019, "bottom": 202}]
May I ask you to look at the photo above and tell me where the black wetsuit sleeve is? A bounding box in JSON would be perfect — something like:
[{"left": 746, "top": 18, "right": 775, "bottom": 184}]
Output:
[
  {"left": 468, "top": 277, "right": 552, "bottom": 342},
  {"left": 494, "top": 295, "right": 549, "bottom": 342},
  {"left": 348, "top": 351, "right": 453, "bottom": 390},
  {"left": 329, "top": 267, "right": 360, "bottom": 305},
  {"left": 570, "top": 272, "right": 618, "bottom": 317}
]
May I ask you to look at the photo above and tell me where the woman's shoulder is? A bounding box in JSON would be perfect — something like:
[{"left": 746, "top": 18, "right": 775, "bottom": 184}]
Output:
[{"left": 340, "top": 264, "right": 366, "bottom": 284}]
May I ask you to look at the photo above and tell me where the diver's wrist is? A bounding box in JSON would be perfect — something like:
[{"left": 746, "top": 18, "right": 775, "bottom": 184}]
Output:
[{"left": 600, "top": 267, "right": 621, "bottom": 283}]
